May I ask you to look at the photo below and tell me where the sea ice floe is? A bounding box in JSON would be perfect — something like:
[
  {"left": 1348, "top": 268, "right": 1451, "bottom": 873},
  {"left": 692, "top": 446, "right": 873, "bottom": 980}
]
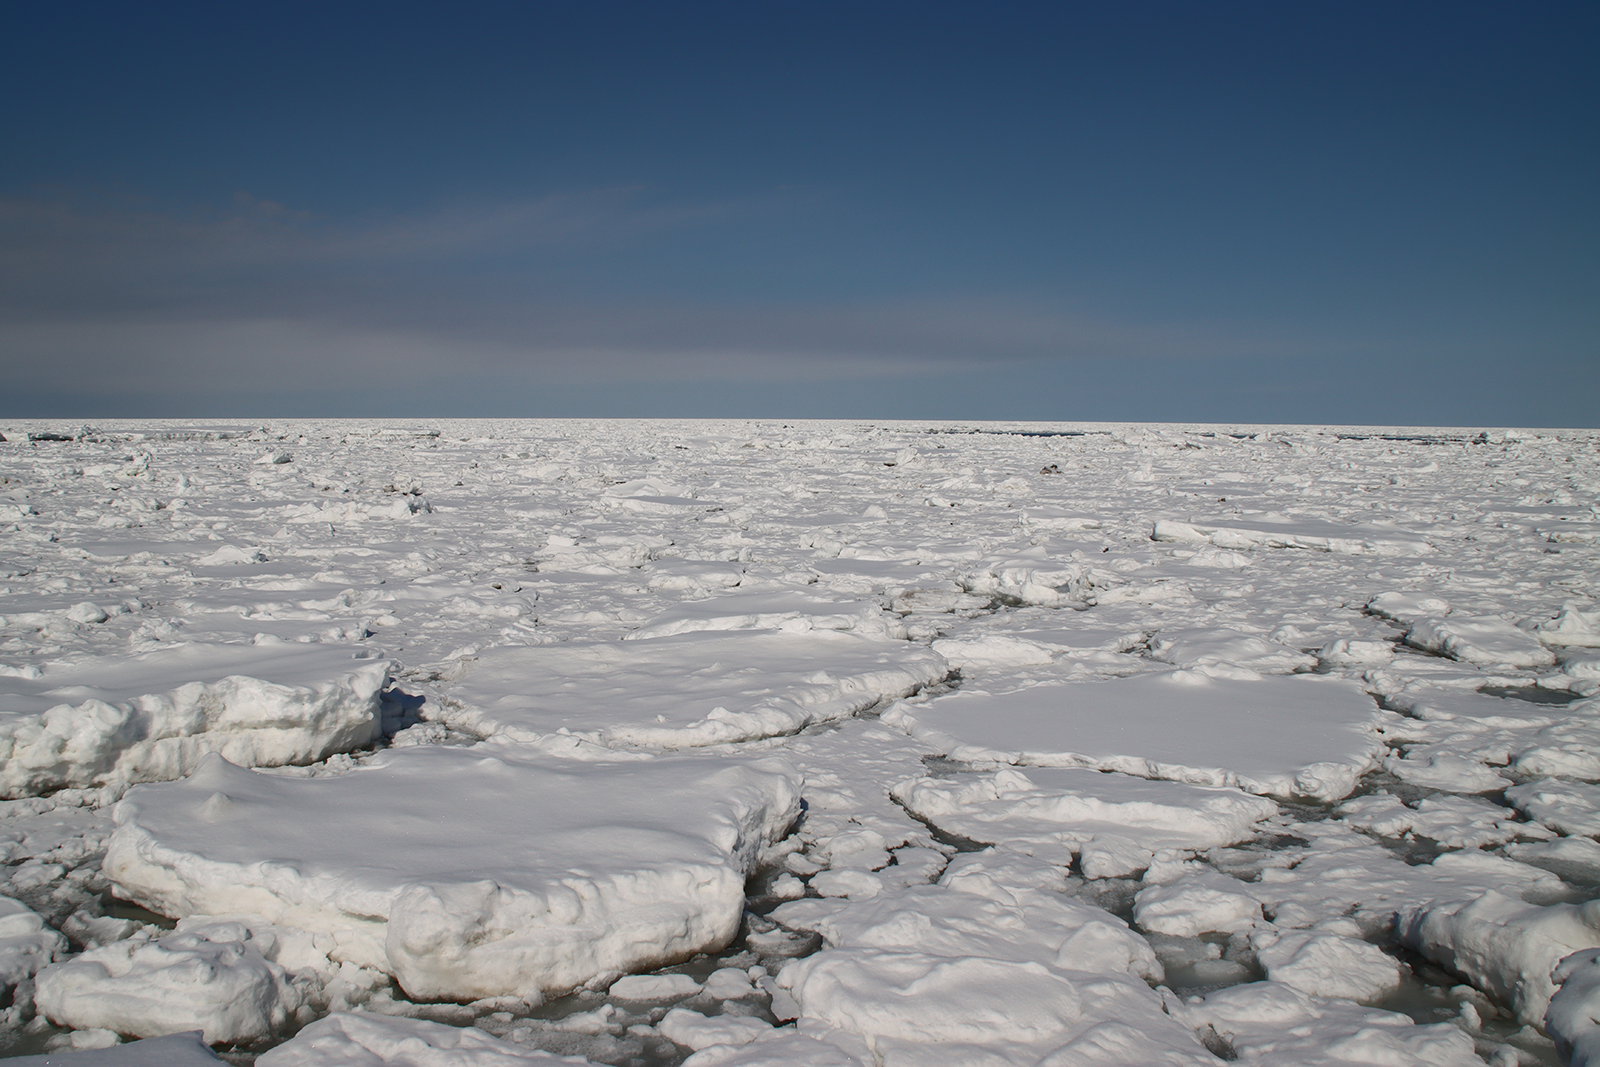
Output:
[
  {"left": 0, "top": 895, "right": 65, "bottom": 989},
  {"left": 1148, "top": 628, "right": 1316, "bottom": 673},
  {"left": 1405, "top": 615, "right": 1557, "bottom": 668},
  {"left": 890, "top": 767, "right": 1277, "bottom": 868},
  {"left": 1177, "top": 981, "right": 1485, "bottom": 1066},
  {"left": 256, "top": 1012, "right": 588, "bottom": 1066},
  {"left": 4, "top": 1031, "right": 224, "bottom": 1066},
  {"left": 104, "top": 747, "right": 801, "bottom": 1001},
  {"left": 1546, "top": 948, "right": 1600, "bottom": 1067},
  {"left": 1250, "top": 928, "right": 1402, "bottom": 1001},
  {"left": 1506, "top": 778, "right": 1600, "bottom": 837},
  {"left": 433, "top": 631, "right": 947, "bottom": 749},
  {"left": 0, "top": 642, "right": 387, "bottom": 798},
  {"left": 1397, "top": 890, "right": 1600, "bottom": 1025},
  {"left": 883, "top": 670, "right": 1384, "bottom": 802},
  {"left": 623, "top": 590, "right": 903, "bottom": 640},
  {"left": 34, "top": 921, "right": 300, "bottom": 1044},
  {"left": 657, "top": 1007, "right": 772, "bottom": 1052},
  {"left": 1539, "top": 603, "right": 1600, "bottom": 648},
  {"left": 1151, "top": 514, "right": 1433, "bottom": 556},
  {"left": 773, "top": 852, "right": 1161, "bottom": 983}
]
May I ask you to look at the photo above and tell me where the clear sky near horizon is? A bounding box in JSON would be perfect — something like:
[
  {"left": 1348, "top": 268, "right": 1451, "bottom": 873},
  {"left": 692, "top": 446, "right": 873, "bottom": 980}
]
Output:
[{"left": 2, "top": 2, "right": 1595, "bottom": 425}]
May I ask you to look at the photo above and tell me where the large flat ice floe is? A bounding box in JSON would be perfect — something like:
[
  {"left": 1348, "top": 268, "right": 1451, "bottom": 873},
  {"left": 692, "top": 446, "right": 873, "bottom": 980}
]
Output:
[
  {"left": 891, "top": 766, "right": 1278, "bottom": 871},
  {"left": 0, "top": 642, "right": 387, "bottom": 798},
  {"left": 1151, "top": 513, "right": 1434, "bottom": 556},
  {"left": 884, "top": 669, "right": 1386, "bottom": 801},
  {"left": 433, "top": 631, "right": 948, "bottom": 749},
  {"left": 104, "top": 747, "right": 801, "bottom": 1001}
]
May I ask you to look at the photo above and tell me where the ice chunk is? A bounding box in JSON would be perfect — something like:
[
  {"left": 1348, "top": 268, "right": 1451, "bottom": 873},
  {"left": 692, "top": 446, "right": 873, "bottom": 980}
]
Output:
[
  {"left": 1507, "top": 837, "right": 1600, "bottom": 885},
  {"left": 1540, "top": 603, "right": 1600, "bottom": 648},
  {"left": 256, "top": 1012, "right": 586, "bottom": 1065},
  {"left": 1367, "top": 592, "right": 1452, "bottom": 624},
  {"left": 1149, "top": 628, "right": 1315, "bottom": 673},
  {"left": 1396, "top": 890, "right": 1600, "bottom": 1025},
  {"left": 657, "top": 1007, "right": 771, "bottom": 1051},
  {"left": 0, "top": 643, "right": 387, "bottom": 798},
  {"left": 1179, "top": 981, "right": 1483, "bottom": 1066},
  {"left": 104, "top": 748, "right": 801, "bottom": 1001},
  {"left": 1153, "top": 515, "right": 1433, "bottom": 556},
  {"left": 0, "top": 894, "right": 66, "bottom": 987},
  {"left": 681, "top": 1030, "right": 866, "bottom": 1066},
  {"left": 3, "top": 1032, "right": 223, "bottom": 1066},
  {"left": 1506, "top": 778, "right": 1600, "bottom": 838},
  {"left": 1405, "top": 615, "right": 1556, "bottom": 668},
  {"left": 884, "top": 670, "right": 1383, "bottom": 802},
  {"left": 623, "top": 591, "right": 901, "bottom": 640},
  {"left": 778, "top": 949, "right": 1082, "bottom": 1047},
  {"left": 1547, "top": 948, "right": 1600, "bottom": 1067},
  {"left": 436, "top": 631, "right": 947, "bottom": 749},
  {"left": 891, "top": 767, "right": 1276, "bottom": 866},
  {"left": 34, "top": 923, "right": 300, "bottom": 1043},
  {"left": 607, "top": 973, "right": 701, "bottom": 1001},
  {"left": 1251, "top": 928, "right": 1401, "bottom": 1001},
  {"left": 773, "top": 852, "right": 1162, "bottom": 983},
  {"left": 1133, "top": 867, "right": 1262, "bottom": 936}
]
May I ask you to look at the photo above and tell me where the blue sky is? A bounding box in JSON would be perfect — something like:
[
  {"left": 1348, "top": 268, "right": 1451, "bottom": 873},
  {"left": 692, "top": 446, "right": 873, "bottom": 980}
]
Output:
[{"left": 2, "top": 2, "right": 1595, "bottom": 425}]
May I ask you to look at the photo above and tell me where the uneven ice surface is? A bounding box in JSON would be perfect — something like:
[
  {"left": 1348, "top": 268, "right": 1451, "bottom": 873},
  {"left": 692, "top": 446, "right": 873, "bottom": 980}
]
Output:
[{"left": 0, "top": 417, "right": 1597, "bottom": 1065}]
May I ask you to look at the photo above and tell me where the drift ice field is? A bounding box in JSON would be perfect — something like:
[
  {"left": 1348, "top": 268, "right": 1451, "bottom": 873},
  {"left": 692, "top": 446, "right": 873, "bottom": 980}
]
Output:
[{"left": 1, "top": 418, "right": 1598, "bottom": 1067}]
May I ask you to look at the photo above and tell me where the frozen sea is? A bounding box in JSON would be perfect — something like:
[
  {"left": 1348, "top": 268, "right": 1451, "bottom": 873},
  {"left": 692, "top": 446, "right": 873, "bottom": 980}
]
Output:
[{"left": 0, "top": 418, "right": 1598, "bottom": 1066}]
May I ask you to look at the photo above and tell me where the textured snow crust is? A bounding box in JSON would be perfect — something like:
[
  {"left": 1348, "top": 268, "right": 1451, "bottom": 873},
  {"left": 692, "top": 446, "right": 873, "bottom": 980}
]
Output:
[{"left": 1, "top": 417, "right": 1598, "bottom": 1067}]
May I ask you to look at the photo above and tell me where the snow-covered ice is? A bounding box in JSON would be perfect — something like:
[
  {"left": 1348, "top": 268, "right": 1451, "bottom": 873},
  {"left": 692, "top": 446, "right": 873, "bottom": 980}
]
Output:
[
  {"left": 0, "top": 417, "right": 1596, "bottom": 1065},
  {"left": 884, "top": 670, "right": 1385, "bottom": 801},
  {"left": 0, "top": 643, "right": 386, "bottom": 798},
  {"left": 104, "top": 748, "right": 799, "bottom": 1002}
]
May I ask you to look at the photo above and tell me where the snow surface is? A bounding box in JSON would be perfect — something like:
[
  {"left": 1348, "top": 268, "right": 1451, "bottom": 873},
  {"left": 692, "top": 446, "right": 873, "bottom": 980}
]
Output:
[{"left": 0, "top": 417, "right": 1596, "bottom": 1066}]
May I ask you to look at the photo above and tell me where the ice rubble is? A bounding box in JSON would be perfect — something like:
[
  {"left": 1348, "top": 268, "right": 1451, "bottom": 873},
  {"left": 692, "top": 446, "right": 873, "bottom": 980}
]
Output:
[
  {"left": 884, "top": 670, "right": 1385, "bottom": 801},
  {"left": 0, "top": 642, "right": 387, "bottom": 797},
  {"left": 434, "top": 631, "right": 947, "bottom": 748},
  {"left": 104, "top": 747, "right": 801, "bottom": 1001}
]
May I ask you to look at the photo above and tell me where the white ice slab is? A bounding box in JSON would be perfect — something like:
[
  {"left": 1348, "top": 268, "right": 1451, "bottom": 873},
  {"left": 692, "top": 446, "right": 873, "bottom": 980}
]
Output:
[
  {"left": 0, "top": 643, "right": 387, "bottom": 798},
  {"left": 3, "top": 1032, "right": 223, "bottom": 1066},
  {"left": 436, "top": 631, "right": 947, "bottom": 748},
  {"left": 891, "top": 767, "right": 1276, "bottom": 868},
  {"left": 0, "top": 894, "right": 65, "bottom": 987},
  {"left": 1406, "top": 615, "right": 1556, "bottom": 668},
  {"left": 1149, "top": 628, "right": 1316, "bottom": 673},
  {"left": 105, "top": 747, "right": 801, "bottom": 1001},
  {"left": 884, "top": 670, "right": 1384, "bottom": 801},
  {"left": 256, "top": 1012, "right": 589, "bottom": 1066},
  {"left": 1506, "top": 778, "right": 1600, "bottom": 837},
  {"left": 1397, "top": 891, "right": 1600, "bottom": 1025},
  {"left": 623, "top": 591, "right": 901, "bottom": 640},
  {"left": 1152, "top": 515, "right": 1433, "bottom": 556},
  {"left": 35, "top": 922, "right": 300, "bottom": 1044},
  {"left": 1178, "top": 981, "right": 1484, "bottom": 1066}
]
